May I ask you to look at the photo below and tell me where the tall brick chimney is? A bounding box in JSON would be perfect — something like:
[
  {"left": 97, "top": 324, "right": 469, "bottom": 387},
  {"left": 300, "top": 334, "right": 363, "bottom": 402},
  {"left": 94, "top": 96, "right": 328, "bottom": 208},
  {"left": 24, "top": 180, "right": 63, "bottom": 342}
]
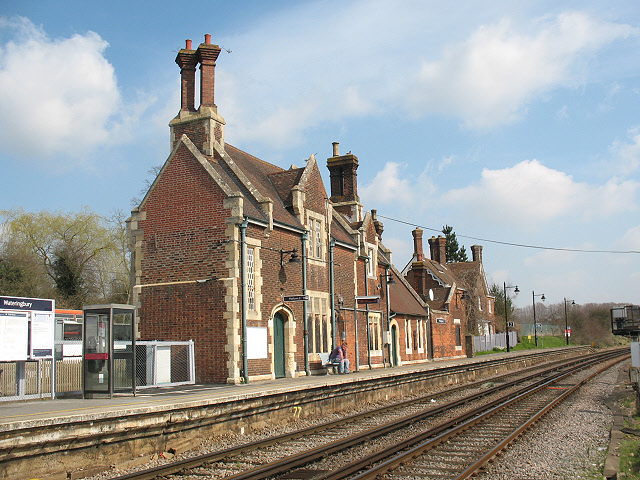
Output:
[
  {"left": 170, "top": 34, "right": 226, "bottom": 153},
  {"left": 412, "top": 228, "right": 424, "bottom": 261},
  {"left": 428, "top": 236, "right": 447, "bottom": 264},
  {"left": 327, "top": 142, "right": 362, "bottom": 222},
  {"left": 175, "top": 39, "right": 197, "bottom": 112},
  {"left": 471, "top": 245, "right": 483, "bottom": 263},
  {"left": 197, "top": 33, "right": 221, "bottom": 108}
]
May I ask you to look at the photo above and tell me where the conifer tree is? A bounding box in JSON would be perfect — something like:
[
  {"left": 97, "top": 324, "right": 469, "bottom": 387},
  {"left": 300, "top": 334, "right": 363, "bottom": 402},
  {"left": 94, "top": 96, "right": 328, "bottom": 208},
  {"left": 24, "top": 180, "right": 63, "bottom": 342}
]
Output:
[{"left": 442, "top": 225, "right": 468, "bottom": 262}]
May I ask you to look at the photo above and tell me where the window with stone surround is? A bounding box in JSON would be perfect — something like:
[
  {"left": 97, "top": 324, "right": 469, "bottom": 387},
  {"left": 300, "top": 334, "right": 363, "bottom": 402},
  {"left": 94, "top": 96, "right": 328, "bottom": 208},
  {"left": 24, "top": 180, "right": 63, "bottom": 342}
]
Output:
[
  {"left": 308, "top": 293, "right": 331, "bottom": 354},
  {"left": 247, "top": 247, "right": 255, "bottom": 311}
]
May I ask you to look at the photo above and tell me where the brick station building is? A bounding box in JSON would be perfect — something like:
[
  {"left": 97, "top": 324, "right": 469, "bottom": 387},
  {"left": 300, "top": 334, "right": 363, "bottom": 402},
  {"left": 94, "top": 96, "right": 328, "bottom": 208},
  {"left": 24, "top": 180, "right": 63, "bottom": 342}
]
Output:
[{"left": 128, "top": 35, "right": 472, "bottom": 384}]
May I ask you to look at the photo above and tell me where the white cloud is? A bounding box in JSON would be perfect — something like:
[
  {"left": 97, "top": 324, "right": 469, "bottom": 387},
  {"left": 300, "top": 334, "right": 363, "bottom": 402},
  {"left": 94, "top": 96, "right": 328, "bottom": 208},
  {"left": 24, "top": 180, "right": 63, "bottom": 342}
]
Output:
[
  {"left": 405, "top": 12, "right": 636, "bottom": 129},
  {"left": 444, "top": 160, "right": 639, "bottom": 226},
  {"left": 617, "top": 225, "right": 640, "bottom": 250},
  {"left": 360, "top": 162, "right": 416, "bottom": 205},
  {"left": 0, "top": 17, "right": 122, "bottom": 162},
  {"left": 218, "top": 5, "right": 636, "bottom": 148},
  {"left": 610, "top": 127, "right": 640, "bottom": 174}
]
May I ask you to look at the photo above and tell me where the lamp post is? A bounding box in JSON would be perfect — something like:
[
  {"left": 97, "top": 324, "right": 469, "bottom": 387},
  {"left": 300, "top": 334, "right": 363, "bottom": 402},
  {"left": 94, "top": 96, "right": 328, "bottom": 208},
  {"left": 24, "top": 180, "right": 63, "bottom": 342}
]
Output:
[
  {"left": 503, "top": 282, "right": 519, "bottom": 352},
  {"left": 532, "top": 291, "right": 546, "bottom": 347},
  {"left": 380, "top": 270, "right": 395, "bottom": 368},
  {"left": 564, "top": 298, "right": 575, "bottom": 346}
]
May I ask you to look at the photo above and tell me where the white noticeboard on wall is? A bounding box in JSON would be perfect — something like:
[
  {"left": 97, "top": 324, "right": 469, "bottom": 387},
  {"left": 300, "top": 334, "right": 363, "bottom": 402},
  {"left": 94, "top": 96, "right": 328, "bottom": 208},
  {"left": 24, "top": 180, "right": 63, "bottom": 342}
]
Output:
[{"left": 247, "top": 326, "right": 268, "bottom": 359}]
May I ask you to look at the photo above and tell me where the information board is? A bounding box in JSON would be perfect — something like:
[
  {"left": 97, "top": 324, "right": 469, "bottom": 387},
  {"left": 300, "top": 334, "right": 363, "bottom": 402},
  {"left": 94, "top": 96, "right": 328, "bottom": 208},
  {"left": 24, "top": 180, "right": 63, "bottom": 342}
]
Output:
[
  {"left": 0, "top": 312, "right": 29, "bottom": 361},
  {"left": 31, "top": 312, "right": 55, "bottom": 357},
  {"left": 0, "top": 296, "right": 55, "bottom": 361}
]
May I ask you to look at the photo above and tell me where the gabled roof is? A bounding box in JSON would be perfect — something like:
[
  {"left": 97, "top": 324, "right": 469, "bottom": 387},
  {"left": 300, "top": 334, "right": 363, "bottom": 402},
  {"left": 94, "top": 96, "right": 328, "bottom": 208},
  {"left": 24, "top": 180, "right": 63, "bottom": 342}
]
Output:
[
  {"left": 388, "top": 267, "right": 429, "bottom": 317},
  {"left": 331, "top": 216, "right": 358, "bottom": 247},
  {"left": 269, "top": 168, "right": 305, "bottom": 209},
  {"left": 212, "top": 143, "right": 304, "bottom": 228},
  {"left": 447, "top": 260, "right": 492, "bottom": 298},
  {"left": 378, "top": 248, "right": 428, "bottom": 317}
]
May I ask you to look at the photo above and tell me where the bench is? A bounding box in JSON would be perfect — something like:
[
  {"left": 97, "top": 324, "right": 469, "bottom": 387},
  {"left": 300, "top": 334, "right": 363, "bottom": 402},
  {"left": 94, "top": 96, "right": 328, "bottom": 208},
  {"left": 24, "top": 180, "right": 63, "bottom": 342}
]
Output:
[{"left": 318, "top": 353, "right": 339, "bottom": 374}]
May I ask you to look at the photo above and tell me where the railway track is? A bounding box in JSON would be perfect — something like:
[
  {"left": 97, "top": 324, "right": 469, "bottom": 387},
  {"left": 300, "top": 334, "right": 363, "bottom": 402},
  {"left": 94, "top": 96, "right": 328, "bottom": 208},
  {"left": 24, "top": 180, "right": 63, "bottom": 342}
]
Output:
[{"left": 105, "top": 348, "right": 626, "bottom": 480}]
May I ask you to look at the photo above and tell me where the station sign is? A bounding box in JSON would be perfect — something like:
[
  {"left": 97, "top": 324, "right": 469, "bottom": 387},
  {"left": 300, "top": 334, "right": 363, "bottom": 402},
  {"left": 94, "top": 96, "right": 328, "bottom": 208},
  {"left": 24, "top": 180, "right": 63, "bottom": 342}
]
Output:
[
  {"left": 0, "top": 295, "right": 55, "bottom": 361},
  {"left": 356, "top": 295, "right": 380, "bottom": 305},
  {"left": 283, "top": 295, "right": 310, "bottom": 302}
]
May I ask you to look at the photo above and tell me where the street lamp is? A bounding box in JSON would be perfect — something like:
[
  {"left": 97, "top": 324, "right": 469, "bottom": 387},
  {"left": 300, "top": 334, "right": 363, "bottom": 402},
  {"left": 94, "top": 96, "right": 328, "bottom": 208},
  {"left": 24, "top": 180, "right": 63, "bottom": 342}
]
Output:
[
  {"left": 380, "top": 270, "right": 395, "bottom": 368},
  {"left": 503, "top": 282, "right": 519, "bottom": 352},
  {"left": 564, "top": 298, "right": 575, "bottom": 346},
  {"left": 532, "top": 291, "right": 546, "bottom": 347}
]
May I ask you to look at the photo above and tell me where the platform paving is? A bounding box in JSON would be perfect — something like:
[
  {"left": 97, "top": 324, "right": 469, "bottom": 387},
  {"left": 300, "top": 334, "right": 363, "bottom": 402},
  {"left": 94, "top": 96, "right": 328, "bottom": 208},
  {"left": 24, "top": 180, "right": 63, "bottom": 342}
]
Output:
[{"left": 0, "top": 354, "right": 483, "bottom": 431}]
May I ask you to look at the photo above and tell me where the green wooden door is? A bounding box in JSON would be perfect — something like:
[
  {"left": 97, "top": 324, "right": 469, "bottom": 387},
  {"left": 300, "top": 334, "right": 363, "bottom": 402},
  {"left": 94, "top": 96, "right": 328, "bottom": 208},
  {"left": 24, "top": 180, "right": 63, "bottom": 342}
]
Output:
[
  {"left": 391, "top": 324, "right": 398, "bottom": 367},
  {"left": 274, "top": 312, "right": 286, "bottom": 378}
]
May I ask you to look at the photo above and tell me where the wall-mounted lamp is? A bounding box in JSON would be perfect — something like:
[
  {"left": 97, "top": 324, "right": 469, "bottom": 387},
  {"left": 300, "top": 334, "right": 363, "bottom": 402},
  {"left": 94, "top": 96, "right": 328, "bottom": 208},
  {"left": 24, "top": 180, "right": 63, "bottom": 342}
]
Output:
[
  {"left": 380, "top": 273, "right": 396, "bottom": 285},
  {"left": 455, "top": 290, "right": 470, "bottom": 300},
  {"left": 280, "top": 248, "right": 301, "bottom": 267}
]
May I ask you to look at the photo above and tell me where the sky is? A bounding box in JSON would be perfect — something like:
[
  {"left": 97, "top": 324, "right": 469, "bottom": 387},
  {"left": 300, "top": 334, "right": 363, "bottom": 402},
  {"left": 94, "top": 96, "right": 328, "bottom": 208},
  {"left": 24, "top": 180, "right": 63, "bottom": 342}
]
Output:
[{"left": 1, "top": 0, "right": 639, "bottom": 310}]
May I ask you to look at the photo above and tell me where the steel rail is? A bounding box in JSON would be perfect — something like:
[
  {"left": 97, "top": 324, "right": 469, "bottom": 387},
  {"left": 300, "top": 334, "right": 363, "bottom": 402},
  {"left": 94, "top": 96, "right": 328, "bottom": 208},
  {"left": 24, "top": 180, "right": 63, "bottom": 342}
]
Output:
[
  {"left": 453, "top": 354, "right": 628, "bottom": 479},
  {"left": 220, "top": 350, "right": 621, "bottom": 480},
  {"left": 108, "top": 348, "right": 624, "bottom": 480},
  {"left": 332, "top": 351, "right": 627, "bottom": 480}
]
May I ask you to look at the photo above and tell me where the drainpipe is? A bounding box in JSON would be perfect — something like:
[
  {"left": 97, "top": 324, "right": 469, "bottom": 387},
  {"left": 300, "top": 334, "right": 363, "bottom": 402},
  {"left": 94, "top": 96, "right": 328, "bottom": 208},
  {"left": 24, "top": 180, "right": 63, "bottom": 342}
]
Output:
[
  {"left": 240, "top": 218, "right": 249, "bottom": 384},
  {"left": 363, "top": 255, "right": 372, "bottom": 370},
  {"left": 353, "top": 294, "right": 359, "bottom": 372},
  {"left": 385, "top": 266, "right": 391, "bottom": 368},
  {"left": 330, "top": 239, "right": 336, "bottom": 350},
  {"left": 302, "top": 232, "right": 310, "bottom": 376}
]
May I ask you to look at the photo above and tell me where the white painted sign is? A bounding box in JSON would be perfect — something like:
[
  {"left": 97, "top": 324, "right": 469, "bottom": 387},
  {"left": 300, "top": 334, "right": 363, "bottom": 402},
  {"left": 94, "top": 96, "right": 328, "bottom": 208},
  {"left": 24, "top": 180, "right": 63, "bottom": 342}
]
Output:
[{"left": 247, "top": 326, "right": 268, "bottom": 359}]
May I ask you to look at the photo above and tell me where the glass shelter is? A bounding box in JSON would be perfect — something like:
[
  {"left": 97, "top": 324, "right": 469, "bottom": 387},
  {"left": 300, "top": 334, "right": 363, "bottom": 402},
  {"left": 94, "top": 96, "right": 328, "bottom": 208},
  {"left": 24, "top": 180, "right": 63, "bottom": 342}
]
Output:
[{"left": 82, "top": 304, "right": 136, "bottom": 398}]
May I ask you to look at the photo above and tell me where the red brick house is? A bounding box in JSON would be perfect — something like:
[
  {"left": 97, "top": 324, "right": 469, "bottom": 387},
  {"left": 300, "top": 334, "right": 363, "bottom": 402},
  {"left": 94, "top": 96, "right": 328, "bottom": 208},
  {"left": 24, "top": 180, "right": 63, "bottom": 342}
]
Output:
[
  {"left": 128, "top": 35, "right": 468, "bottom": 384},
  {"left": 404, "top": 228, "right": 496, "bottom": 358},
  {"left": 448, "top": 244, "right": 496, "bottom": 336},
  {"left": 403, "top": 230, "right": 468, "bottom": 359}
]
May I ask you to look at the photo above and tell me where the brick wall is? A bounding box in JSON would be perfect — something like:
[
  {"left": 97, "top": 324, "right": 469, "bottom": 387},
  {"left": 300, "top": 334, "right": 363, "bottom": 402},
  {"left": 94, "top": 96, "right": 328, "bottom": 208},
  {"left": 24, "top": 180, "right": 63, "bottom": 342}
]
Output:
[{"left": 138, "top": 142, "right": 231, "bottom": 382}]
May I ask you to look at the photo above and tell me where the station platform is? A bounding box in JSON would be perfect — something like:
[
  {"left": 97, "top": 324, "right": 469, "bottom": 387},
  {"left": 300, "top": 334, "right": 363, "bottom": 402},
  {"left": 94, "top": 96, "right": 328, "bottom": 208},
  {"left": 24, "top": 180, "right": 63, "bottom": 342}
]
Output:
[
  {"left": 0, "top": 354, "right": 481, "bottom": 430},
  {"left": 0, "top": 346, "right": 597, "bottom": 480}
]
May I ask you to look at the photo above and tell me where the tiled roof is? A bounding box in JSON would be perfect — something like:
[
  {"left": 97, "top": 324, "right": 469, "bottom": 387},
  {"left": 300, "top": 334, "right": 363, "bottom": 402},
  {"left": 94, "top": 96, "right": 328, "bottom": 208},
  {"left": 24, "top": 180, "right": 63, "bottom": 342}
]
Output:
[
  {"left": 222, "top": 144, "right": 304, "bottom": 228},
  {"left": 269, "top": 168, "right": 305, "bottom": 209},
  {"left": 331, "top": 218, "right": 357, "bottom": 247},
  {"left": 388, "top": 268, "right": 429, "bottom": 317}
]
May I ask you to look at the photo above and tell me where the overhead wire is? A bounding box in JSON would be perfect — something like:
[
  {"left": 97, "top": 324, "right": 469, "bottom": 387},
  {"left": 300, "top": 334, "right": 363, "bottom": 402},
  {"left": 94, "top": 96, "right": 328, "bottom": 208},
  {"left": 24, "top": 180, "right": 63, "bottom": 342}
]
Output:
[{"left": 376, "top": 214, "right": 640, "bottom": 255}]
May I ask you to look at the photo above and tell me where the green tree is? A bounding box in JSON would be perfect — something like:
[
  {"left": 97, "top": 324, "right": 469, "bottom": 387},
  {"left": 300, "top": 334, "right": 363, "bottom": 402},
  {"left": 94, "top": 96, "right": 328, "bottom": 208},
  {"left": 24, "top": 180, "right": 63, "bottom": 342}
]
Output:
[
  {"left": 442, "top": 225, "right": 468, "bottom": 262},
  {"left": 1, "top": 208, "right": 129, "bottom": 308},
  {"left": 490, "top": 283, "right": 516, "bottom": 330}
]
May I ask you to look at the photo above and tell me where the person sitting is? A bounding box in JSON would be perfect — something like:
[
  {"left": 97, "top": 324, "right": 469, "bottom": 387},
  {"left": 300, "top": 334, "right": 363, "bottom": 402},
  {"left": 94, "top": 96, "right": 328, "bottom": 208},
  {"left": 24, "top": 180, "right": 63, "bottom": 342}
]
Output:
[{"left": 329, "top": 343, "right": 350, "bottom": 374}]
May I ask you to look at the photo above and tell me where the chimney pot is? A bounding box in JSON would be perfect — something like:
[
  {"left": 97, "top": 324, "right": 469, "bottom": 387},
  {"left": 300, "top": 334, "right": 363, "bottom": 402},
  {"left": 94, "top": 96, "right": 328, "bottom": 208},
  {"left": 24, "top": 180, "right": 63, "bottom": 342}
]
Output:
[
  {"left": 186, "top": 39, "right": 192, "bottom": 50},
  {"left": 332, "top": 142, "right": 339, "bottom": 156},
  {"left": 428, "top": 235, "right": 447, "bottom": 264},
  {"left": 412, "top": 228, "right": 424, "bottom": 261},
  {"left": 205, "top": 33, "right": 211, "bottom": 44},
  {"left": 471, "top": 245, "right": 483, "bottom": 263}
]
